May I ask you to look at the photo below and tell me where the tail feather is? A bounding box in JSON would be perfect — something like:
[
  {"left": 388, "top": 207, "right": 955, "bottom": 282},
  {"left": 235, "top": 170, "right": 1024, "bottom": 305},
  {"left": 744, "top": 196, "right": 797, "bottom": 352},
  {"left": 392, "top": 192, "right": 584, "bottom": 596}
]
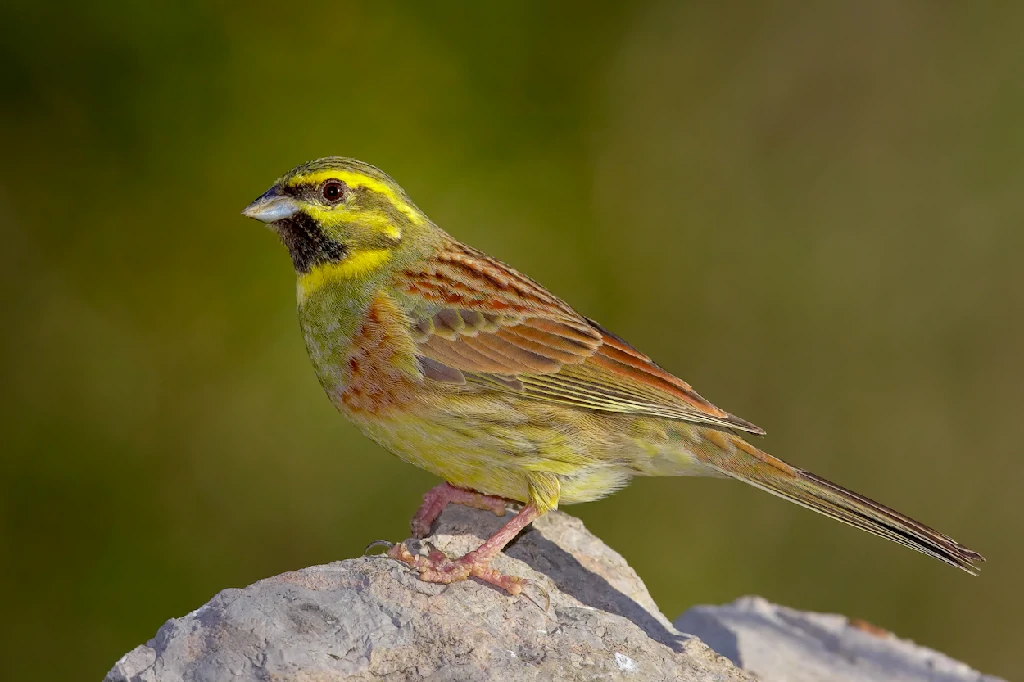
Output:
[{"left": 702, "top": 435, "right": 985, "bottom": 575}]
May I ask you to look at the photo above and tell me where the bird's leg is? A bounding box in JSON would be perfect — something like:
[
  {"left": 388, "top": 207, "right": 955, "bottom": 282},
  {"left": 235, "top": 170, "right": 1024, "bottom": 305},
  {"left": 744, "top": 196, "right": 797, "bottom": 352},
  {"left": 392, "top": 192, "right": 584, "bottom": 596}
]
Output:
[
  {"left": 410, "top": 482, "right": 510, "bottom": 539},
  {"left": 388, "top": 503, "right": 541, "bottom": 595}
]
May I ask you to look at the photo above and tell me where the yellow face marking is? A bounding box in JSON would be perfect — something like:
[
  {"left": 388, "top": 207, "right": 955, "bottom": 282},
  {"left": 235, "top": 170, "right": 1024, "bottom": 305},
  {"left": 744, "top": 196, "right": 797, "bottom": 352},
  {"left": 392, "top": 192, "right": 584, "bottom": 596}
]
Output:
[
  {"left": 301, "top": 204, "right": 403, "bottom": 240},
  {"left": 287, "top": 169, "right": 424, "bottom": 226},
  {"left": 297, "top": 249, "right": 392, "bottom": 302}
]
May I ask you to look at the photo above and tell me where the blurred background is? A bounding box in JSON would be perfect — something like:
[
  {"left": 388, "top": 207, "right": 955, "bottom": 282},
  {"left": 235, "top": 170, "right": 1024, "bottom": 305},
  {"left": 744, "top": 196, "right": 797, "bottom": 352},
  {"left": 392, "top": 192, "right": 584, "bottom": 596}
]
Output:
[{"left": 2, "top": 2, "right": 1022, "bottom": 679}]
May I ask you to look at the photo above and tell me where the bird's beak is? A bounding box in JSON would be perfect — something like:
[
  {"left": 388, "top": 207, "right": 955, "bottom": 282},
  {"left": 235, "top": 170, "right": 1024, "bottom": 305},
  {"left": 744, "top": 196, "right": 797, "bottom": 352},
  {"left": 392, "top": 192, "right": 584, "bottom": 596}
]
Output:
[{"left": 242, "top": 188, "right": 300, "bottom": 223}]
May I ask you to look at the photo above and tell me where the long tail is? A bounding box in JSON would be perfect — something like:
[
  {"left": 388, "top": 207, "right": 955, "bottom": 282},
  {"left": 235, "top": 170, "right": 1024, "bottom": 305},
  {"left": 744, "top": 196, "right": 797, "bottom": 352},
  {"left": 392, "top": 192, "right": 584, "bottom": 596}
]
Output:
[{"left": 697, "top": 432, "right": 985, "bottom": 574}]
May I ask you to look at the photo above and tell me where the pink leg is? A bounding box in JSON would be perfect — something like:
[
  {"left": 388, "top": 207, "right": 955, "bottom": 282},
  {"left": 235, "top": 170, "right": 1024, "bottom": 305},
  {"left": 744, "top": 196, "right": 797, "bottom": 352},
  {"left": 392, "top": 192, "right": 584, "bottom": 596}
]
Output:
[
  {"left": 410, "top": 482, "right": 509, "bottom": 539},
  {"left": 389, "top": 503, "right": 542, "bottom": 595}
]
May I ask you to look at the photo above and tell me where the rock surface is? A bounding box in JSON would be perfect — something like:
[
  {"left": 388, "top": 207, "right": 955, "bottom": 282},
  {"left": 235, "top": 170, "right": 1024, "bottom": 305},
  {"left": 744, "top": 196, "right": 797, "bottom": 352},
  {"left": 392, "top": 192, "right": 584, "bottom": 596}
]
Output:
[
  {"left": 675, "top": 596, "right": 1003, "bottom": 682},
  {"left": 106, "top": 506, "right": 748, "bottom": 681},
  {"left": 106, "top": 506, "right": 1000, "bottom": 682}
]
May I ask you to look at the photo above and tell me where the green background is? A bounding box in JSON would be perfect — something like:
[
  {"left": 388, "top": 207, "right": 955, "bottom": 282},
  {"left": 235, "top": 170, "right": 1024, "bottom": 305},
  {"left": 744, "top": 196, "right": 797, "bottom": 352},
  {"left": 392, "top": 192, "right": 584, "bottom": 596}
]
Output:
[{"left": 2, "top": 2, "right": 1021, "bottom": 679}]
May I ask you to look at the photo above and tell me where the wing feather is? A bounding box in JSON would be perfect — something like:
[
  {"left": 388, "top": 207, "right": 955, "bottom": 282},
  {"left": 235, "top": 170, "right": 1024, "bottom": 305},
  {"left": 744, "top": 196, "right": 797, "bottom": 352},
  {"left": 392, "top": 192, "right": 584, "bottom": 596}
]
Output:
[{"left": 398, "top": 240, "right": 765, "bottom": 435}]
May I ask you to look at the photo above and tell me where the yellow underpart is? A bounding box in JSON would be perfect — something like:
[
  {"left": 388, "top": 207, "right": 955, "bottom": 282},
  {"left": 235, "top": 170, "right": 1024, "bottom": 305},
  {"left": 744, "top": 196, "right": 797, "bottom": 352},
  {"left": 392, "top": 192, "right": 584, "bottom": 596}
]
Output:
[
  {"left": 297, "top": 249, "right": 392, "bottom": 302},
  {"left": 288, "top": 169, "right": 424, "bottom": 226}
]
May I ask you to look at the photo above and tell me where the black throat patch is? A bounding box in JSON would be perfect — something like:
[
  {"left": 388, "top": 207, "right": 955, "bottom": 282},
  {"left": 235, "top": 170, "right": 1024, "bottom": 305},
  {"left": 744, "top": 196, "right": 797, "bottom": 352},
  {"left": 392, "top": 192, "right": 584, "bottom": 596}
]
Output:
[{"left": 275, "top": 212, "right": 347, "bottom": 273}]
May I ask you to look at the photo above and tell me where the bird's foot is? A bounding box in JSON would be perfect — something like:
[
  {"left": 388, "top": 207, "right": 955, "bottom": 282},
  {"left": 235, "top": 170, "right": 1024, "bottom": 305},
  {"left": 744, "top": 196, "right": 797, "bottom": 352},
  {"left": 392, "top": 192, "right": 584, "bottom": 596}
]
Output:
[
  {"left": 410, "top": 482, "right": 509, "bottom": 539},
  {"left": 387, "top": 542, "right": 528, "bottom": 595},
  {"left": 385, "top": 501, "right": 541, "bottom": 597}
]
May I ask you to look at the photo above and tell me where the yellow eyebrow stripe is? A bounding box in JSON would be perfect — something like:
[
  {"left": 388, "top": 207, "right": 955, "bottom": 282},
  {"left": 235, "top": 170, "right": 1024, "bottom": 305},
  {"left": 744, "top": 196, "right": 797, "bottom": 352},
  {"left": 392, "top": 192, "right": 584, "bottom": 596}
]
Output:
[
  {"left": 298, "top": 249, "right": 392, "bottom": 302},
  {"left": 288, "top": 169, "right": 424, "bottom": 225}
]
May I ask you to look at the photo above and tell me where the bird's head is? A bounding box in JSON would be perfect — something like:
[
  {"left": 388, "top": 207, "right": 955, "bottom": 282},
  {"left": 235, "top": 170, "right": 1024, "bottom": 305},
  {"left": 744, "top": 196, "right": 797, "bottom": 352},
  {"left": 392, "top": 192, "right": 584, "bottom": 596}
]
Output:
[{"left": 243, "top": 157, "right": 432, "bottom": 294}]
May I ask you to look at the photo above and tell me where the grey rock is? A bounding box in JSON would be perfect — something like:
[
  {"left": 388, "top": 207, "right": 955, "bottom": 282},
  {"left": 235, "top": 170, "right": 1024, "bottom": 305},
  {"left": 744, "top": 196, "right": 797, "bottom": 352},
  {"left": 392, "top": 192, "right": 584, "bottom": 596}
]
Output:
[
  {"left": 106, "top": 506, "right": 749, "bottom": 682},
  {"left": 674, "top": 596, "right": 1002, "bottom": 682}
]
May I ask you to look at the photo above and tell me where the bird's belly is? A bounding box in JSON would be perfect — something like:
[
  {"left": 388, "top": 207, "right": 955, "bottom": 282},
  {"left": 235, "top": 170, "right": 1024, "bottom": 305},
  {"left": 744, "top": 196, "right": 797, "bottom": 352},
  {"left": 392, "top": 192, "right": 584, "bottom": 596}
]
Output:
[
  {"left": 350, "top": 411, "right": 624, "bottom": 504},
  {"left": 346, "top": 390, "right": 711, "bottom": 505}
]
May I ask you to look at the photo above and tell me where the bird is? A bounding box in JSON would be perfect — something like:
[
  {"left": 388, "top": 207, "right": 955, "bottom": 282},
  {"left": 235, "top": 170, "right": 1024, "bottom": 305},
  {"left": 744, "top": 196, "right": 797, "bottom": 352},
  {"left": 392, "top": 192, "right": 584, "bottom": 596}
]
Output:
[{"left": 242, "top": 157, "right": 984, "bottom": 594}]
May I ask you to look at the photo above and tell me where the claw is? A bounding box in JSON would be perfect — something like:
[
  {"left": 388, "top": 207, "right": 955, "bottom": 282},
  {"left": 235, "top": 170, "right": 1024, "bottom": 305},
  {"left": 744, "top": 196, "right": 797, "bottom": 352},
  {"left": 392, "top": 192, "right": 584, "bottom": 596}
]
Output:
[
  {"left": 364, "top": 539, "right": 395, "bottom": 555},
  {"left": 527, "top": 581, "right": 551, "bottom": 613},
  {"left": 386, "top": 541, "right": 420, "bottom": 565}
]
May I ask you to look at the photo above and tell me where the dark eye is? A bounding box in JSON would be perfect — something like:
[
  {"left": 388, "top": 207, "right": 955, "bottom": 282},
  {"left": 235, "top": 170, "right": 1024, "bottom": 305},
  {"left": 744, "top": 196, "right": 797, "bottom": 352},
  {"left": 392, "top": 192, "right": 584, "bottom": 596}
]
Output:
[{"left": 322, "top": 180, "right": 346, "bottom": 202}]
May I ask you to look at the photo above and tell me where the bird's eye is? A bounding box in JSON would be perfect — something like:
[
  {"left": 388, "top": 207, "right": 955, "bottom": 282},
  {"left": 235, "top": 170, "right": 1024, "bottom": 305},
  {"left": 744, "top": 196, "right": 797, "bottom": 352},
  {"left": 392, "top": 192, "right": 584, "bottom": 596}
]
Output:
[{"left": 322, "top": 181, "right": 346, "bottom": 202}]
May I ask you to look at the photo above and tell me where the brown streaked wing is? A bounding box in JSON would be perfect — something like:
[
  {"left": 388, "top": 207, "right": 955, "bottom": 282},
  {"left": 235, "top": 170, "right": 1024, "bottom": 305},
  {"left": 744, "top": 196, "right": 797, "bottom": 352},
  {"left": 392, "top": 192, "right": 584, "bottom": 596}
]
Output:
[{"left": 398, "top": 240, "right": 765, "bottom": 435}]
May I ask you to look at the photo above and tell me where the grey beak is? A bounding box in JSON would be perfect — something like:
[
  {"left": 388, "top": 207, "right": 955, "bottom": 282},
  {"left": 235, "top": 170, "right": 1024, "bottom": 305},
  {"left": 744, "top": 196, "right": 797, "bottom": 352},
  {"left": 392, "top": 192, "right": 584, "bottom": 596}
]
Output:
[{"left": 242, "top": 188, "right": 301, "bottom": 223}]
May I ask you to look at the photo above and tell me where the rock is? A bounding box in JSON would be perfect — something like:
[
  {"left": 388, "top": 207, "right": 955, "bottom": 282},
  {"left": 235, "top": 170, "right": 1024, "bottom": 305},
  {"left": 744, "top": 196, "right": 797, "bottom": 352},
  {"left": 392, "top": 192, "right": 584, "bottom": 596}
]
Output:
[
  {"left": 674, "top": 596, "right": 1003, "bottom": 682},
  {"left": 105, "top": 506, "right": 749, "bottom": 682},
  {"left": 107, "top": 506, "right": 999, "bottom": 682}
]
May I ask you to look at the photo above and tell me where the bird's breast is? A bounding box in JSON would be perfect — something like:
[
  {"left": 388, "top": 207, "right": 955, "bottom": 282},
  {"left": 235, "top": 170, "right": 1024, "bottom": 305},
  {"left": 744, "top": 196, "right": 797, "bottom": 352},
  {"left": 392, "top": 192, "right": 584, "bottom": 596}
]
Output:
[{"left": 300, "top": 289, "right": 424, "bottom": 417}]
